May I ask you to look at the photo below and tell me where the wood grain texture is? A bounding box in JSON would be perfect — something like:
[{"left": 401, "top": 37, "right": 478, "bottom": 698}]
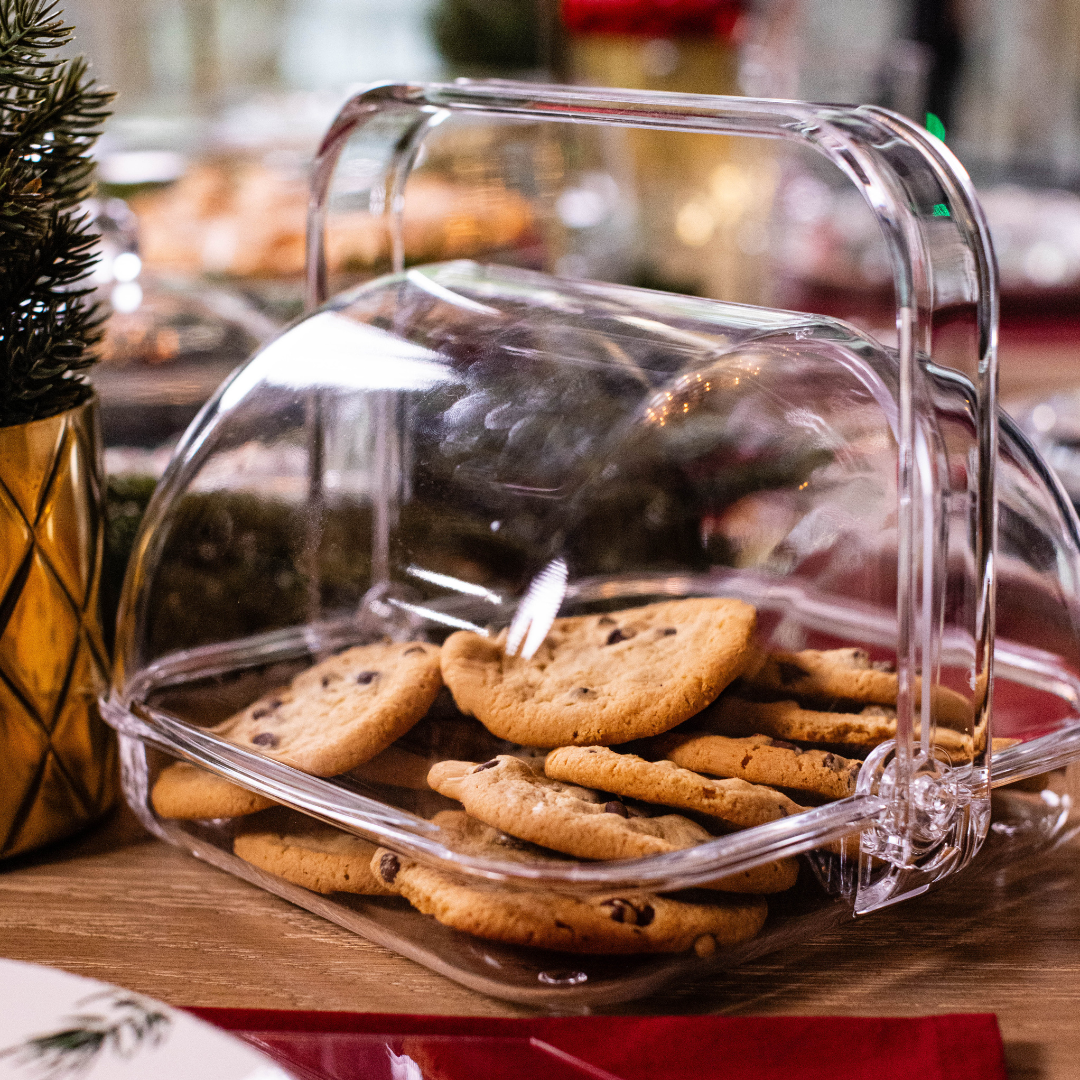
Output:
[{"left": 1, "top": 804, "right": 1079, "bottom": 1078}]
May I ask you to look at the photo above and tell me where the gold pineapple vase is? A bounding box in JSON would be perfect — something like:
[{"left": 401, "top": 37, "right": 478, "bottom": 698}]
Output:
[{"left": 0, "top": 398, "right": 116, "bottom": 858}]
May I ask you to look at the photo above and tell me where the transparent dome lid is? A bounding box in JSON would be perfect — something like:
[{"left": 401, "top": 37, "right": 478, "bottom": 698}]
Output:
[{"left": 103, "top": 86, "right": 1080, "bottom": 1000}]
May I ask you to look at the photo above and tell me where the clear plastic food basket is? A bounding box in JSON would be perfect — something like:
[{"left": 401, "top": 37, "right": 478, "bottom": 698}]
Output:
[{"left": 102, "top": 81, "right": 1080, "bottom": 1007}]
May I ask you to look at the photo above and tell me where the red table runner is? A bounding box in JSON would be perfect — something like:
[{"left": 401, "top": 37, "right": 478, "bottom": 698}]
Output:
[{"left": 190, "top": 1008, "right": 1007, "bottom": 1080}]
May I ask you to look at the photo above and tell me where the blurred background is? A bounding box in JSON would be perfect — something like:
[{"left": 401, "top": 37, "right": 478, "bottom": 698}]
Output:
[{"left": 74, "top": 0, "right": 1080, "bottom": 526}]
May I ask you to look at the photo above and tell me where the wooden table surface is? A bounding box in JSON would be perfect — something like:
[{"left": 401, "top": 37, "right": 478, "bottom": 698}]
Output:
[{"left": 1, "top": 803, "right": 1079, "bottom": 1079}]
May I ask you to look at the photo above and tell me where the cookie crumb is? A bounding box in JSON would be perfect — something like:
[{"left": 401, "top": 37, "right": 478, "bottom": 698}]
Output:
[{"left": 694, "top": 934, "right": 717, "bottom": 958}]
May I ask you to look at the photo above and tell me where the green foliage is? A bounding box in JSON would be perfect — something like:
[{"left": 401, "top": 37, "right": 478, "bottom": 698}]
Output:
[
  {"left": 0, "top": 0, "right": 112, "bottom": 428},
  {"left": 101, "top": 472, "right": 156, "bottom": 651},
  {"left": 429, "top": 0, "right": 540, "bottom": 71}
]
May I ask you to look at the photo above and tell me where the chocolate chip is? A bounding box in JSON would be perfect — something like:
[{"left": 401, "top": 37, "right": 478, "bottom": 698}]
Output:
[
  {"left": 321, "top": 676, "right": 332, "bottom": 688},
  {"left": 474, "top": 759, "right": 500, "bottom": 772},
  {"left": 597, "top": 616, "right": 615, "bottom": 625},
  {"left": 602, "top": 898, "right": 631, "bottom": 923},
  {"left": 403, "top": 646, "right": 426, "bottom": 655},
  {"left": 659, "top": 627, "right": 677, "bottom": 636},
  {"left": 822, "top": 753, "right": 844, "bottom": 772},
  {"left": 603, "top": 800, "right": 629, "bottom": 817},
  {"left": 251, "top": 708, "right": 270, "bottom": 720},
  {"left": 269, "top": 699, "right": 283, "bottom": 708},
  {"left": 575, "top": 687, "right": 593, "bottom": 697},
  {"left": 606, "top": 628, "right": 631, "bottom": 645},
  {"left": 379, "top": 853, "right": 400, "bottom": 883},
  {"left": 776, "top": 660, "right": 807, "bottom": 685},
  {"left": 769, "top": 738, "right": 800, "bottom": 752},
  {"left": 601, "top": 898, "right": 653, "bottom": 926},
  {"left": 355, "top": 671, "right": 379, "bottom": 685},
  {"left": 251, "top": 732, "right": 278, "bottom": 748}
]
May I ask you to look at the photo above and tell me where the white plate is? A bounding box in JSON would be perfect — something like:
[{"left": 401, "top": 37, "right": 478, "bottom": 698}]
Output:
[{"left": 0, "top": 960, "right": 292, "bottom": 1080}]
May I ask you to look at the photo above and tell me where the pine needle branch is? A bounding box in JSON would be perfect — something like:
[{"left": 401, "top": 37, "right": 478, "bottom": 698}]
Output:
[{"left": 0, "top": 0, "right": 112, "bottom": 427}]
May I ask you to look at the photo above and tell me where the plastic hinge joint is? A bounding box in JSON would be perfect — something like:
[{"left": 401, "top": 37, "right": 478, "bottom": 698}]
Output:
[{"left": 853, "top": 739, "right": 990, "bottom": 913}]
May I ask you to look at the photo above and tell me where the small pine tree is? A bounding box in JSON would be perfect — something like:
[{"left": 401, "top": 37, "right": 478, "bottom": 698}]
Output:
[{"left": 0, "top": 0, "right": 112, "bottom": 428}]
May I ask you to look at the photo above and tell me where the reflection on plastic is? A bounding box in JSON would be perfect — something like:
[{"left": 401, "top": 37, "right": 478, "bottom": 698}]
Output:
[
  {"left": 241, "top": 1032, "right": 626, "bottom": 1080},
  {"left": 218, "top": 312, "right": 449, "bottom": 409},
  {"left": 388, "top": 1046, "right": 423, "bottom": 1080},
  {"left": 505, "top": 557, "right": 568, "bottom": 660}
]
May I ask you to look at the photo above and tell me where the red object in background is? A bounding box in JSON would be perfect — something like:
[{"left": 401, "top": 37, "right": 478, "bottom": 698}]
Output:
[
  {"left": 561, "top": 0, "right": 743, "bottom": 40},
  {"left": 190, "top": 1008, "right": 1008, "bottom": 1080}
]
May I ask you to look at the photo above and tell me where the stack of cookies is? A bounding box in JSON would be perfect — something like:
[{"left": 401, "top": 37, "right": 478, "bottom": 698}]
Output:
[{"left": 151, "top": 596, "right": 983, "bottom": 958}]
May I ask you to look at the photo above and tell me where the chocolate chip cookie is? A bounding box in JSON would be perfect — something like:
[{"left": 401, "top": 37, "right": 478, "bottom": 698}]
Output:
[
  {"left": 430, "top": 808, "right": 798, "bottom": 894},
  {"left": 349, "top": 744, "right": 435, "bottom": 790},
  {"left": 371, "top": 847, "right": 767, "bottom": 955},
  {"left": 744, "top": 648, "right": 972, "bottom": 729},
  {"left": 701, "top": 696, "right": 979, "bottom": 759},
  {"left": 440, "top": 597, "right": 757, "bottom": 747},
  {"left": 427, "top": 755, "right": 712, "bottom": 860},
  {"left": 212, "top": 641, "right": 442, "bottom": 776},
  {"left": 646, "top": 731, "right": 862, "bottom": 800},
  {"left": 544, "top": 745, "right": 804, "bottom": 829},
  {"left": 233, "top": 815, "right": 395, "bottom": 895},
  {"left": 431, "top": 809, "right": 575, "bottom": 865},
  {"left": 151, "top": 760, "right": 277, "bottom": 819}
]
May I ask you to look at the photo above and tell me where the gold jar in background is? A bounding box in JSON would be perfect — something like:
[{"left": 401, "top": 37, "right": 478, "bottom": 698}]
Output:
[{"left": 0, "top": 398, "right": 116, "bottom": 859}]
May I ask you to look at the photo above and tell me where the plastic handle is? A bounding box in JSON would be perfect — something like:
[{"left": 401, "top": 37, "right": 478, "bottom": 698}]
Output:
[{"left": 304, "top": 78, "right": 999, "bottom": 813}]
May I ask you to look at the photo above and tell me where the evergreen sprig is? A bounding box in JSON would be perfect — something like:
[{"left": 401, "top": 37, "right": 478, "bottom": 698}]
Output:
[{"left": 0, "top": 0, "right": 112, "bottom": 427}]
